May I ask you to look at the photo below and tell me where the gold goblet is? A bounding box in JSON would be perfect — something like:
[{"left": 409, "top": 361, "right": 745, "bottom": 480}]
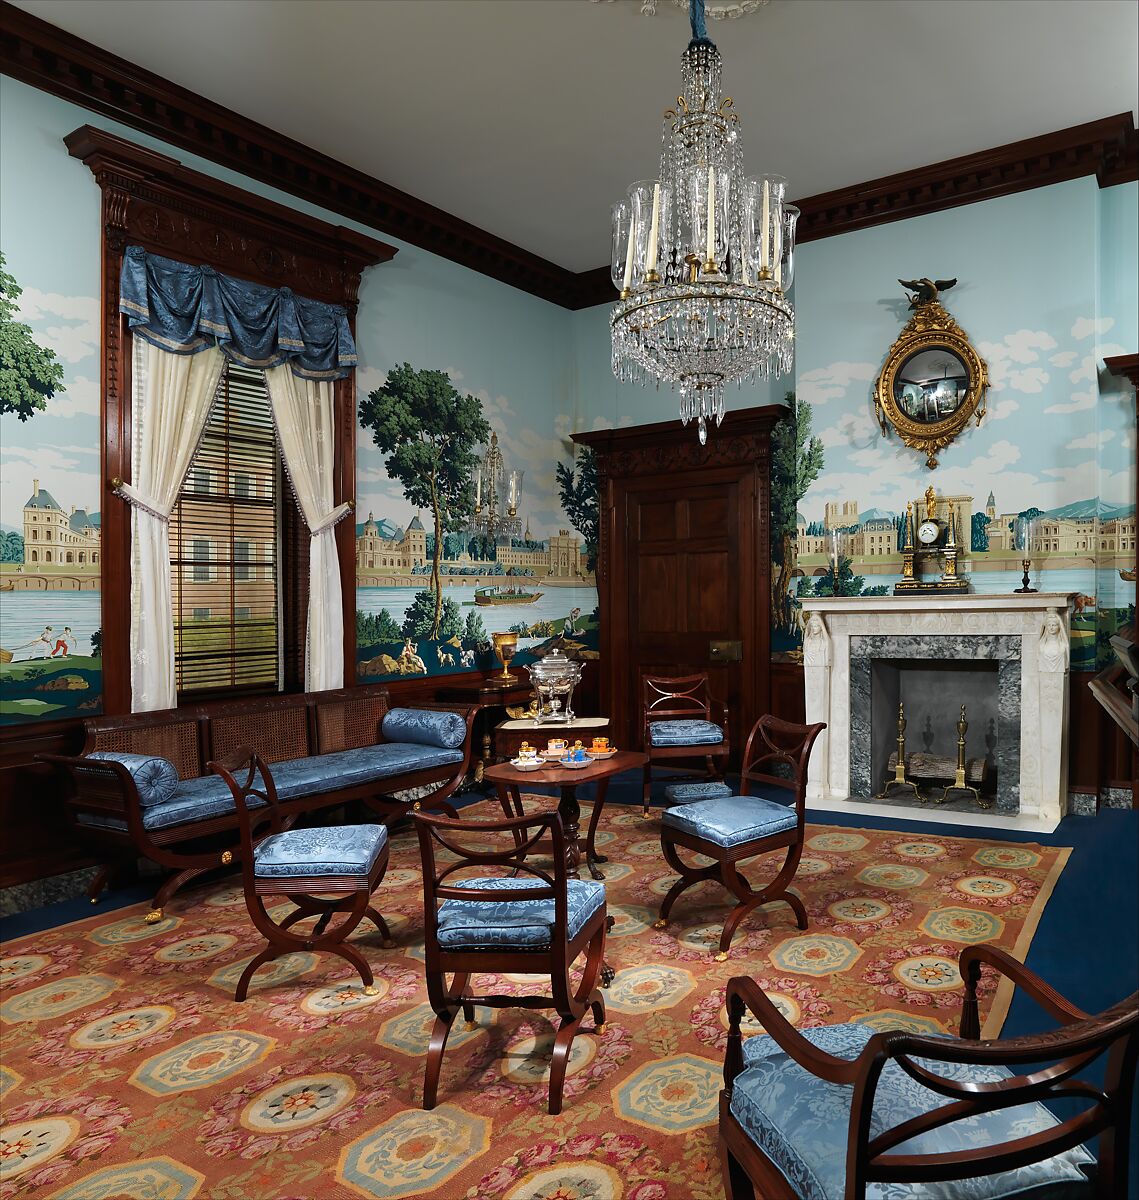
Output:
[{"left": 491, "top": 631, "right": 519, "bottom": 683}]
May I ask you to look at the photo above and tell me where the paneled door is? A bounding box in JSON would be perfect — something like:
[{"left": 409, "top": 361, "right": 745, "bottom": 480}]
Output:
[{"left": 575, "top": 406, "right": 782, "bottom": 756}]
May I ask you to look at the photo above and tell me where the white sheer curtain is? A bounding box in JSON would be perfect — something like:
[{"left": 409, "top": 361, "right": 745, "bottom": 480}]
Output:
[
  {"left": 122, "top": 340, "right": 225, "bottom": 712},
  {"left": 264, "top": 365, "right": 350, "bottom": 692}
]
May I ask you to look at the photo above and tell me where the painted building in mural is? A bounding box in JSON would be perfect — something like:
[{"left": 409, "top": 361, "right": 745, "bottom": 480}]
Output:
[{"left": 22, "top": 480, "right": 101, "bottom": 569}]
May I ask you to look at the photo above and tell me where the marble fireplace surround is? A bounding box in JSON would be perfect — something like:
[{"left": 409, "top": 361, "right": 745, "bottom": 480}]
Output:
[{"left": 799, "top": 594, "right": 1075, "bottom": 833}]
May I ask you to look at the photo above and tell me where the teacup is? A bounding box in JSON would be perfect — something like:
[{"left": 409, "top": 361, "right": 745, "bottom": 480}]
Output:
[{"left": 591, "top": 737, "right": 610, "bottom": 753}]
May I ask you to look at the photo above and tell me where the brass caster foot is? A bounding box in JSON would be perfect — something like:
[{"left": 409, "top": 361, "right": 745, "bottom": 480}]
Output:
[
  {"left": 595, "top": 1023, "right": 606, "bottom": 1035},
  {"left": 363, "top": 985, "right": 379, "bottom": 996},
  {"left": 652, "top": 918, "right": 668, "bottom": 930},
  {"left": 382, "top": 939, "right": 395, "bottom": 949},
  {"left": 714, "top": 951, "right": 729, "bottom": 962},
  {"left": 464, "top": 1020, "right": 477, "bottom": 1031},
  {"left": 144, "top": 908, "right": 163, "bottom": 924},
  {"left": 641, "top": 811, "right": 652, "bottom": 820}
]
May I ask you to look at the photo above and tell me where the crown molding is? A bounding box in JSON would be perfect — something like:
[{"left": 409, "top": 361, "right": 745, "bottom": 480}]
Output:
[
  {"left": 794, "top": 113, "right": 1138, "bottom": 246},
  {"left": 3, "top": 0, "right": 1136, "bottom": 311}
]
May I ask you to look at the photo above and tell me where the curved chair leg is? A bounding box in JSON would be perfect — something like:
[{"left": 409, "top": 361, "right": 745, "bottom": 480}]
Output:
[
  {"left": 716, "top": 847, "right": 807, "bottom": 960},
  {"left": 324, "top": 939, "right": 375, "bottom": 992},
  {"left": 365, "top": 905, "right": 394, "bottom": 947},
  {"left": 653, "top": 834, "right": 719, "bottom": 928},
  {"left": 548, "top": 1014, "right": 583, "bottom": 1115},
  {"left": 235, "top": 945, "right": 279, "bottom": 1002},
  {"left": 423, "top": 1006, "right": 458, "bottom": 1110},
  {"left": 642, "top": 760, "right": 653, "bottom": 817}
]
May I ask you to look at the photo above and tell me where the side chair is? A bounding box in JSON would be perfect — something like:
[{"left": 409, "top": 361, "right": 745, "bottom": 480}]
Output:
[
  {"left": 719, "top": 945, "right": 1139, "bottom": 1200},
  {"left": 413, "top": 807, "right": 607, "bottom": 1115},
  {"left": 654, "top": 715, "right": 825, "bottom": 960},
  {"left": 210, "top": 748, "right": 393, "bottom": 1002},
  {"left": 642, "top": 671, "right": 731, "bottom": 817}
]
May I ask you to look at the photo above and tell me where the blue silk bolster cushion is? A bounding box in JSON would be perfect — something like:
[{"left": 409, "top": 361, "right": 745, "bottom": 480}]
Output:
[
  {"left": 382, "top": 707, "right": 467, "bottom": 750},
  {"left": 86, "top": 751, "right": 179, "bottom": 809}
]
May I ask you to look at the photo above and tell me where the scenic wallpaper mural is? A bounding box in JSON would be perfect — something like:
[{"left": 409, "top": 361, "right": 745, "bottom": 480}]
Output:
[
  {"left": 352, "top": 362, "right": 599, "bottom": 684},
  {"left": 0, "top": 250, "right": 104, "bottom": 724}
]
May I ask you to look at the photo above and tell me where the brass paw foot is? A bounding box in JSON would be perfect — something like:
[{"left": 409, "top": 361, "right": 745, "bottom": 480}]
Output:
[
  {"left": 363, "top": 985, "right": 379, "bottom": 996},
  {"left": 464, "top": 1020, "right": 478, "bottom": 1031},
  {"left": 714, "top": 951, "right": 729, "bottom": 962},
  {"left": 652, "top": 918, "right": 668, "bottom": 930},
  {"left": 144, "top": 908, "right": 164, "bottom": 924},
  {"left": 641, "top": 811, "right": 652, "bottom": 820},
  {"left": 595, "top": 1023, "right": 606, "bottom": 1035}
]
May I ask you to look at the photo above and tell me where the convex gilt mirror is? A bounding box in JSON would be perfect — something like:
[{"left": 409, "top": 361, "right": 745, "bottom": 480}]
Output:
[{"left": 874, "top": 278, "right": 988, "bottom": 468}]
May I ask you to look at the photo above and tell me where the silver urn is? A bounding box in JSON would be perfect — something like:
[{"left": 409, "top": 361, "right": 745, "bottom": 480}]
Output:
[{"left": 526, "top": 650, "right": 584, "bottom": 724}]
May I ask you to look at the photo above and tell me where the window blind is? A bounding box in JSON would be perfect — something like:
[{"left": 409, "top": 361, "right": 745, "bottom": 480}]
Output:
[{"left": 169, "top": 362, "right": 282, "bottom": 695}]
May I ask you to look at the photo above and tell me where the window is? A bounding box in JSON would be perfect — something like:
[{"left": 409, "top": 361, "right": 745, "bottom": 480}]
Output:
[{"left": 169, "top": 361, "right": 283, "bottom": 696}]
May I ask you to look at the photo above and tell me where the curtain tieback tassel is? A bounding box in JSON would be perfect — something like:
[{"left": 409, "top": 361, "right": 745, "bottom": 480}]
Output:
[
  {"left": 309, "top": 501, "right": 353, "bottom": 536},
  {"left": 111, "top": 478, "right": 172, "bottom": 523}
]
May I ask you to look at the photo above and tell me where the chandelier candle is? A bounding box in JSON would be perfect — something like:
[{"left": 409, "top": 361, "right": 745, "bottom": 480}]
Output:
[{"left": 610, "top": 0, "right": 796, "bottom": 442}]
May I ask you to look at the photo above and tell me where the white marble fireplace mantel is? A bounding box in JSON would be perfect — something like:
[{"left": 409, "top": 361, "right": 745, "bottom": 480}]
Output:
[{"left": 799, "top": 593, "right": 1076, "bottom": 833}]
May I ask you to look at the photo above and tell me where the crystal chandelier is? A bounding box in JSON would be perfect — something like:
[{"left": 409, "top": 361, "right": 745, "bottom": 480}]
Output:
[
  {"left": 610, "top": 0, "right": 797, "bottom": 442},
  {"left": 472, "top": 431, "right": 523, "bottom": 540}
]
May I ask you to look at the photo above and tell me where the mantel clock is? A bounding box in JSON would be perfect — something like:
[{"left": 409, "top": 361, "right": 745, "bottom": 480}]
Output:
[{"left": 895, "top": 486, "right": 971, "bottom": 595}]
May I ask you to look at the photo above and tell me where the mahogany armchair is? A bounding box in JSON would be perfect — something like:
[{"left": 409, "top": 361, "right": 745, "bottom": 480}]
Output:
[
  {"left": 210, "top": 748, "right": 393, "bottom": 1002},
  {"left": 642, "top": 672, "right": 731, "bottom": 817},
  {"left": 413, "top": 807, "right": 607, "bottom": 1115},
  {"left": 720, "top": 945, "right": 1139, "bottom": 1200},
  {"left": 654, "top": 715, "right": 825, "bottom": 959}
]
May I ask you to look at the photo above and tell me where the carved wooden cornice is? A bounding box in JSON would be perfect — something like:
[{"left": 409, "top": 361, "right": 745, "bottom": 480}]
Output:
[
  {"left": 573, "top": 405, "right": 784, "bottom": 475},
  {"left": 3, "top": 1, "right": 1135, "bottom": 310},
  {"left": 65, "top": 125, "right": 397, "bottom": 311},
  {"left": 794, "top": 114, "right": 1139, "bottom": 246}
]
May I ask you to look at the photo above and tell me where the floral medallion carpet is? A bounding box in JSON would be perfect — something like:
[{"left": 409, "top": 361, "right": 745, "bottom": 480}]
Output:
[{"left": 0, "top": 806, "right": 1069, "bottom": 1200}]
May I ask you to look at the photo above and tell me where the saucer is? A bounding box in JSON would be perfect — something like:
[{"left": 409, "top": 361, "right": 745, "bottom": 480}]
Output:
[
  {"left": 589, "top": 748, "right": 618, "bottom": 759},
  {"left": 510, "top": 757, "right": 545, "bottom": 771},
  {"left": 558, "top": 755, "right": 594, "bottom": 770}
]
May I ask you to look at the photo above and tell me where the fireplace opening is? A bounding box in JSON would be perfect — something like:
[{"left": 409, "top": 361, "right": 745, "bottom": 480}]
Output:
[{"left": 869, "top": 658, "right": 1000, "bottom": 809}]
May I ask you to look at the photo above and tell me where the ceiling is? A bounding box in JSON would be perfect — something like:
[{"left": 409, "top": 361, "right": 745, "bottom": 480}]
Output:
[{"left": 12, "top": 0, "right": 1139, "bottom": 272}]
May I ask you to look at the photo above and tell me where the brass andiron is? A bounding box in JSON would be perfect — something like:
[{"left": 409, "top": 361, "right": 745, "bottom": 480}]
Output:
[
  {"left": 939, "top": 704, "right": 990, "bottom": 807},
  {"left": 877, "top": 702, "right": 920, "bottom": 800}
]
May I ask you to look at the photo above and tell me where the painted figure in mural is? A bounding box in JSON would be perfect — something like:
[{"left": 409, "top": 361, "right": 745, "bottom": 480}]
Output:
[
  {"left": 8, "top": 626, "right": 54, "bottom": 662},
  {"left": 398, "top": 638, "right": 427, "bottom": 675},
  {"left": 51, "top": 627, "right": 74, "bottom": 658},
  {"left": 1038, "top": 611, "right": 1069, "bottom": 673},
  {"left": 564, "top": 607, "right": 582, "bottom": 636}
]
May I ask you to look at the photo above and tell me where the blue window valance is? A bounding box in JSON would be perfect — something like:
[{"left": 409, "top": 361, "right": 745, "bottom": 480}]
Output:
[{"left": 119, "top": 246, "right": 357, "bottom": 380}]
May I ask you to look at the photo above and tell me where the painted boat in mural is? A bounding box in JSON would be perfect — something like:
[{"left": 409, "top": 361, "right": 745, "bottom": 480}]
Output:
[
  {"left": 1120, "top": 568, "right": 1136, "bottom": 582},
  {"left": 472, "top": 585, "right": 544, "bottom": 606}
]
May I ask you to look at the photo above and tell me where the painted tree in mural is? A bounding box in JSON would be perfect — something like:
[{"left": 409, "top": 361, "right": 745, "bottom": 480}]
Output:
[
  {"left": 0, "top": 253, "right": 66, "bottom": 421},
  {"left": 971, "top": 512, "right": 991, "bottom": 552},
  {"left": 359, "top": 364, "right": 490, "bottom": 639},
  {"left": 0, "top": 531, "right": 24, "bottom": 563},
  {"left": 770, "top": 391, "right": 824, "bottom": 633},
  {"left": 555, "top": 447, "right": 599, "bottom": 573}
]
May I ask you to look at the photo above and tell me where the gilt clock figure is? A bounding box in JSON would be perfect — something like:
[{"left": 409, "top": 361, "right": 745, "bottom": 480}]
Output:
[{"left": 895, "top": 485, "right": 971, "bottom": 595}]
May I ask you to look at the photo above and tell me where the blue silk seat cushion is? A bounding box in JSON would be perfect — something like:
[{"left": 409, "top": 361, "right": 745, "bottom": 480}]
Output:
[
  {"left": 436, "top": 876, "right": 606, "bottom": 951},
  {"left": 75, "top": 773, "right": 265, "bottom": 832},
  {"left": 730, "top": 1023, "right": 1094, "bottom": 1200},
  {"left": 382, "top": 707, "right": 467, "bottom": 750},
  {"left": 269, "top": 744, "right": 464, "bottom": 801},
  {"left": 663, "top": 780, "right": 734, "bottom": 805},
  {"left": 662, "top": 792, "right": 797, "bottom": 848},
  {"left": 648, "top": 719, "right": 724, "bottom": 747},
  {"left": 85, "top": 751, "right": 179, "bottom": 808},
  {"left": 253, "top": 824, "right": 388, "bottom": 879}
]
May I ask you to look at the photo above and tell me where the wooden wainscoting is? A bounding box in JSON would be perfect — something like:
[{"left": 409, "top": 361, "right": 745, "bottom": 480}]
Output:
[{"left": 769, "top": 661, "right": 1136, "bottom": 806}]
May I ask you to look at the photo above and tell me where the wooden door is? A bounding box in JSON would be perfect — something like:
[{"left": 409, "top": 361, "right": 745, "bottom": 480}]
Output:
[
  {"left": 623, "top": 473, "right": 752, "bottom": 751},
  {"left": 575, "top": 406, "right": 782, "bottom": 756}
]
